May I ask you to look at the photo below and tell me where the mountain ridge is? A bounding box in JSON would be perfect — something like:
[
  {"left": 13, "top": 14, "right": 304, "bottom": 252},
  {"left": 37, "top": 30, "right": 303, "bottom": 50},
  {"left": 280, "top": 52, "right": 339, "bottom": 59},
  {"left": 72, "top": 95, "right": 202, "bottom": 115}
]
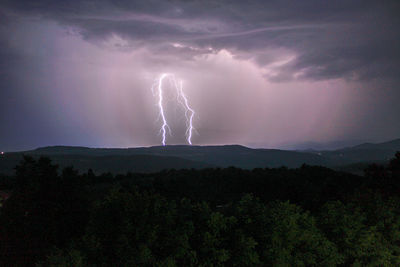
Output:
[{"left": 1, "top": 138, "right": 399, "bottom": 175}]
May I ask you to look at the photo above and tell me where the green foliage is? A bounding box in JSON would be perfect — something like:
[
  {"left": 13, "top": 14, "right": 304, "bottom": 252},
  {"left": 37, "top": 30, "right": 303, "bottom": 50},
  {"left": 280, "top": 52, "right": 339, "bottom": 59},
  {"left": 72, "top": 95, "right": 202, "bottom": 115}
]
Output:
[
  {"left": 36, "top": 247, "right": 86, "bottom": 267},
  {"left": 319, "top": 199, "right": 400, "bottom": 266},
  {"left": 265, "top": 201, "right": 341, "bottom": 266},
  {"left": 1, "top": 153, "right": 400, "bottom": 266},
  {"left": 0, "top": 156, "right": 89, "bottom": 266},
  {"left": 82, "top": 186, "right": 198, "bottom": 266}
]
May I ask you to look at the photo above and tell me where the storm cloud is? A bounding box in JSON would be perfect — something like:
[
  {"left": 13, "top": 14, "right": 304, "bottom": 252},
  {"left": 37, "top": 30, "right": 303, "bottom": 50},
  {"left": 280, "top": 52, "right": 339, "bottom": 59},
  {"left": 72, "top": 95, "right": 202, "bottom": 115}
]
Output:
[{"left": 0, "top": 0, "right": 399, "bottom": 150}]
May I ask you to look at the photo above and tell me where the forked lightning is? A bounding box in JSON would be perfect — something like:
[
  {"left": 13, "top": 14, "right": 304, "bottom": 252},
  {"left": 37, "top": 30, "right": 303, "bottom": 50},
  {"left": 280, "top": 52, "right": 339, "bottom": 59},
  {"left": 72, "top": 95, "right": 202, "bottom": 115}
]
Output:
[{"left": 151, "top": 73, "right": 196, "bottom": 146}]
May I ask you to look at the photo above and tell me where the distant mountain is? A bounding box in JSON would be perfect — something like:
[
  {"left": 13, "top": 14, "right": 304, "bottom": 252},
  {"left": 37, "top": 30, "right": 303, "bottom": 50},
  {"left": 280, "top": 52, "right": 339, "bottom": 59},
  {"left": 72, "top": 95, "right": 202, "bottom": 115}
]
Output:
[
  {"left": 279, "top": 139, "right": 370, "bottom": 151},
  {"left": 342, "top": 138, "right": 400, "bottom": 151},
  {"left": 0, "top": 153, "right": 214, "bottom": 175},
  {"left": 29, "top": 145, "right": 328, "bottom": 169},
  {"left": 317, "top": 138, "right": 400, "bottom": 165},
  {"left": 0, "top": 139, "right": 399, "bottom": 175}
]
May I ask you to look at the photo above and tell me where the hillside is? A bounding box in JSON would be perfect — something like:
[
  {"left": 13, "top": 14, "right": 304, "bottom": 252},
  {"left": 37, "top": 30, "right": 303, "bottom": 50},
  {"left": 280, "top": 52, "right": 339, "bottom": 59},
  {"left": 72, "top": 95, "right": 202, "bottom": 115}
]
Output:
[
  {"left": 344, "top": 138, "right": 400, "bottom": 151},
  {"left": 0, "top": 139, "right": 399, "bottom": 175},
  {"left": 318, "top": 138, "right": 400, "bottom": 165},
  {"left": 28, "top": 145, "right": 328, "bottom": 169},
  {"left": 0, "top": 153, "right": 213, "bottom": 175}
]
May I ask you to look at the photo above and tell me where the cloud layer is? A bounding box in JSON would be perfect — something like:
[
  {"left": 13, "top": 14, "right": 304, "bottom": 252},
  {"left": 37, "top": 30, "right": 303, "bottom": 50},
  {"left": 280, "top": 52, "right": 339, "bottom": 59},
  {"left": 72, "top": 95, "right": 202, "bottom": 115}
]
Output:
[{"left": 0, "top": 0, "right": 399, "bottom": 150}]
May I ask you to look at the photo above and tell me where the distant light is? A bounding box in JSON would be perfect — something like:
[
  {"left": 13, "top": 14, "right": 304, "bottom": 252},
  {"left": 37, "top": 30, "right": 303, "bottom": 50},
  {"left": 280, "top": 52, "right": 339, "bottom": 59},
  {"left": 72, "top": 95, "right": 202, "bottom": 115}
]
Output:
[{"left": 0, "top": 152, "right": 3, "bottom": 155}]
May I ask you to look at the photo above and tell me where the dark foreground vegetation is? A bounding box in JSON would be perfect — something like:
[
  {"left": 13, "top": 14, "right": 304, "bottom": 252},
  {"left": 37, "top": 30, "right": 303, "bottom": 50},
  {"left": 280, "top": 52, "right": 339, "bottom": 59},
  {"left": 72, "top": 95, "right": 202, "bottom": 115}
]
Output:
[{"left": 0, "top": 153, "right": 400, "bottom": 266}]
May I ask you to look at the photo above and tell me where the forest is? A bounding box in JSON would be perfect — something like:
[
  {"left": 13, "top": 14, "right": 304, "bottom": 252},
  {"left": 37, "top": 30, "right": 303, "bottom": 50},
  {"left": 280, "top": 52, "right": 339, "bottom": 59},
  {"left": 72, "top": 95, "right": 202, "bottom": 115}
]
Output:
[{"left": 0, "top": 153, "right": 400, "bottom": 266}]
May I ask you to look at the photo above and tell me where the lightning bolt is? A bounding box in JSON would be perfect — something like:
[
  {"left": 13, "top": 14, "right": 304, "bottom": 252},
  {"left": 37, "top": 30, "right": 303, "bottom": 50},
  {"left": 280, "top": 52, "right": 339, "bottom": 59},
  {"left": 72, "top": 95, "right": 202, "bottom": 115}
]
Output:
[
  {"left": 152, "top": 73, "right": 170, "bottom": 146},
  {"left": 152, "top": 73, "right": 196, "bottom": 146},
  {"left": 177, "top": 80, "right": 195, "bottom": 145}
]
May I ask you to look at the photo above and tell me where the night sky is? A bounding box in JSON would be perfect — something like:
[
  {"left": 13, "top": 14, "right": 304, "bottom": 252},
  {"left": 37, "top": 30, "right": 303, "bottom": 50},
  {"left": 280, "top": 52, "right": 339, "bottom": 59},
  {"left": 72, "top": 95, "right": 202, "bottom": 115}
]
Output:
[{"left": 0, "top": 0, "right": 399, "bottom": 151}]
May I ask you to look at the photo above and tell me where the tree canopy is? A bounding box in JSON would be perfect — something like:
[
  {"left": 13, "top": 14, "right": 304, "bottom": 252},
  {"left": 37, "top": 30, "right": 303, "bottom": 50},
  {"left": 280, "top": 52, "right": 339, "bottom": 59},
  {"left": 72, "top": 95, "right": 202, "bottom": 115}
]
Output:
[{"left": 0, "top": 153, "right": 399, "bottom": 266}]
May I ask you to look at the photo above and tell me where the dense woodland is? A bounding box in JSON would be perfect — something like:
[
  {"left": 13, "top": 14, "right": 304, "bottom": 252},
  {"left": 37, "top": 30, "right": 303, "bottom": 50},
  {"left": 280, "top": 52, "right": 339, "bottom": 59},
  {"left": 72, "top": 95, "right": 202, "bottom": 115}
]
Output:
[{"left": 0, "top": 153, "right": 400, "bottom": 266}]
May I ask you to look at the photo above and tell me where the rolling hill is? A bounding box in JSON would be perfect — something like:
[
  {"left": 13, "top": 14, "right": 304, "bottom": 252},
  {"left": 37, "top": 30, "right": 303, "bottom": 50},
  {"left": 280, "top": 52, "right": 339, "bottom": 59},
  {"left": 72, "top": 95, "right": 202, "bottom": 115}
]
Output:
[
  {"left": 0, "top": 139, "right": 399, "bottom": 175},
  {"left": 318, "top": 138, "right": 400, "bottom": 164}
]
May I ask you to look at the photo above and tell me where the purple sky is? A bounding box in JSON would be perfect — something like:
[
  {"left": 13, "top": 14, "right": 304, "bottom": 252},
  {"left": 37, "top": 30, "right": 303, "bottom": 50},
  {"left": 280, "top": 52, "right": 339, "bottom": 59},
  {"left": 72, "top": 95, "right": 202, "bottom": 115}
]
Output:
[{"left": 0, "top": 1, "right": 399, "bottom": 151}]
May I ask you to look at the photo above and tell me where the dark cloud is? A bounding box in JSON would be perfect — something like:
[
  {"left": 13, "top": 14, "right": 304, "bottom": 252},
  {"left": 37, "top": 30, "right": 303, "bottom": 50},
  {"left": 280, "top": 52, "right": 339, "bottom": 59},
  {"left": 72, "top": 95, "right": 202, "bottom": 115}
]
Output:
[
  {"left": 2, "top": 0, "right": 399, "bottom": 82},
  {"left": 0, "top": 0, "right": 399, "bottom": 150}
]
